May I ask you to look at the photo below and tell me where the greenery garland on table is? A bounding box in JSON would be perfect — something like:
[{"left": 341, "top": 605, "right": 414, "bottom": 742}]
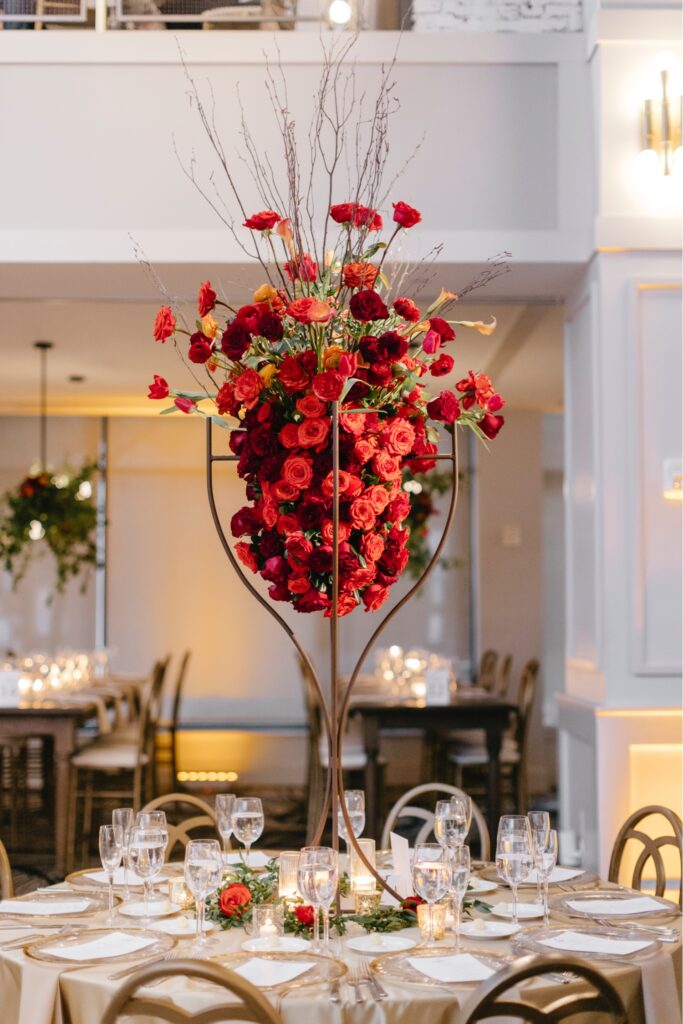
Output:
[
  {"left": 0, "top": 463, "right": 98, "bottom": 595},
  {"left": 403, "top": 468, "right": 461, "bottom": 580}
]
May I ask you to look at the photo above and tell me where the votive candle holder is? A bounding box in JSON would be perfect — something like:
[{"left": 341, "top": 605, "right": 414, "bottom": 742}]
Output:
[
  {"left": 278, "top": 851, "right": 300, "bottom": 901},
  {"left": 417, "top": 903, "right": 447, "bottom": 942},
  {"left": 350, "top": 838, "right": 377, "bottom": 894}
]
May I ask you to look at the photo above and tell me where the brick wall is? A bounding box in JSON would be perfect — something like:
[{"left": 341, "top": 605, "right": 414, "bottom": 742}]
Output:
[{"left": 411, "top": 0, "right": 583, "bottom": 32}]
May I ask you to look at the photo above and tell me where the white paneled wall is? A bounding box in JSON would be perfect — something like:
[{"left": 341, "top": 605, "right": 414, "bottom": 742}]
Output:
[{"left": 412, "top": 0, "right": 583, "bottom": 33}]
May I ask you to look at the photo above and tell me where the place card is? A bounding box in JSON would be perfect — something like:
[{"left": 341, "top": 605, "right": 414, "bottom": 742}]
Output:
[
  {"left": 0, "top": 898, "right": 89, "bottom": 916},
  {"left": 566, "top": 896, "right": 667, "bottom": 916},
  {"left": 526, "top": 866, "right": 583, "bottom": 884},
  {"left": 389, "top": 832, "right": 412, "bottom": 898},
  {"left": 407, "top": 953, "right": 495, "bottom": 983},
  {"left": 49, "top": 931, "right": 157, "bottom": 961},
  {"left": 234, "top": 957, "right": 315, "bottom": 987},
  {"left": 539, "top": 930, "right": 653, "bottom": 956},
  {"left": 424, "top": 668, "right": 450, "bottom": 706}
]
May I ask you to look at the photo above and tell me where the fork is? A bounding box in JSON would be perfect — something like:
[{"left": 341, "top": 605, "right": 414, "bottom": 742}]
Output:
[
  {"left": 1, "top": 927, "right": 70, "bottom": 949},
  {"left": 592, "top": 918, "right": 679, "bottom": 942},
  {"left": 108, "top": 949, "right": 176, "bottom": 981},
  {"left": 358, "top": 956, "right": 388, "bottom": 1000},
  {"left": 347, "top": 967, "right": 367, "bottom": 1004}
]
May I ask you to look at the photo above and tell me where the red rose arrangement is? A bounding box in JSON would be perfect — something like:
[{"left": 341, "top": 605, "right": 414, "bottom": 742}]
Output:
[{"left": 149, "top": 200, "right": 505, "bottom": 616}]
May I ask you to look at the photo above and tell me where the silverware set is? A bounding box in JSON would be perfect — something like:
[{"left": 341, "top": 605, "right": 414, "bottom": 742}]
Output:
[{"left": 333, "top": 958, "right": 388, "bottom": 1004}]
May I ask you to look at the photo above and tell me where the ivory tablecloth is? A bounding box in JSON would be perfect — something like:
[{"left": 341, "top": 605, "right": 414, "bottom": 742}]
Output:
[{"left": 1, "top": 881, "right": 679, "bottom": 1024}]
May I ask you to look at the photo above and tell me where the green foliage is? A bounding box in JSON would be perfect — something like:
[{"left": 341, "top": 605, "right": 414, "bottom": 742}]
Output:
[{"left": 205, "top": 858, "right": 279, "bottom": 930}]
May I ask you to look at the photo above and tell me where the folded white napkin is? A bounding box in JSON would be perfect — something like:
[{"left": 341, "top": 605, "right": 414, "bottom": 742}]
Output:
[
  {"left": 539, "top": 930, "right": 654, "bottom": 956},
  {"left": 85, "top": 868, "right": 147, "bottom": 886},
  {"left": 49, "top": 930, "right": 157, "bottom": 961},
  {"left": 407, "top": 953, "right": 495, "bottom": 983},
  {"left": 224, "top": 852, "right": 271, "bottom": 869},
  {"left": 0, "top": 898, "right": 89, "bottom": 916},
  {"left": 234, "top": 957, "right": 315, "bottom": 987},
  {"left": 566, "top": 896, "right": 666, "bottom": 916},
  {"left": 526, "top": 866, "right": 582, "bottom": 884}
]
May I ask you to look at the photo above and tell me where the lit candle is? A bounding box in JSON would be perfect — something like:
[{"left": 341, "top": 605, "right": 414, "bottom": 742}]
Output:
[
  {"left": 278, "top": 851, "right": 300, "bottom": 901},
  {"left": 350, "top": 839, "right": 377, "bottom": 894}
]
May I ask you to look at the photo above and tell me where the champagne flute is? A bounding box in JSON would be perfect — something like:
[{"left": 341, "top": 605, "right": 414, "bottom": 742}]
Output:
[
  {"left": 528, "top": 810, "right": 551, "bottom": 905},
  {"left": 450, "top": 845, "right": 470, "bottom": 949},
  {"left": 496, "top": 829, "right": 533, "bottom": 925},
  {"left": 434, "top": 797, "right": 469, "bottom": 851},
  {"left": 412, "top": 843, "right": 451, "bottom": 945},
  {"left": 112, "top": 807, "right": 134, "bottom": 901},
  {"left": 99, "top": 824, "right": 123, "bottom": 925},
  {"left": 297, "top": 846, "right": 338, "bottom": 952},
  {"left": 184, "top": 839, "right": 223, "bottom": 956},
  {"left": 232, "top": 797, "right": 264, "bottom": 865},
  {"left": 128, "top": 827, "right": 166, "bottom": 924},
  {"left": 337, "top": 790, "right": 365, "bottom": 850},
  {"left": 215, "top": 794, "right": 236, "bottom": 857},
  {"left": 535, "top": 828, "right": 558, "bottom": 925}
]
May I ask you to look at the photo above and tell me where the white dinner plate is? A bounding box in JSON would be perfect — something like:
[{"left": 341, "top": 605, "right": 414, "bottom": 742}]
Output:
[
  {"left": 150, "top": 917, "right": 215, "bottom": 936},
  {"left": 468, "top": 877, "right": 498, "bottom": 894},
  {"left": 460, "top": 919, "right": 520, "bottom": 939},
  {"left": 346, "top": 933, "right": 417, "bottom": 954},
  {"left": 118, "top": 899, "right": 178, "bottom": 919},
  {"left": 491, "top": 902, "right": 544, "bottom": 920},
  {"left": 241, "top": 936, "right": 310, "bottom": 953}
]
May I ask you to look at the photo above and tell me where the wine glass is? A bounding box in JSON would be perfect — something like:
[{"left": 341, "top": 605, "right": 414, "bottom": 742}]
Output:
[
  {"left": 297, "top": 846, "right": 338, "bottom": 952},
  {"left": 112, "top": 808, "right": 134, "bottom": 901},
  {"left": 412, "top": 843, "right": 451, "bottom": 945},
  {"left": 135, "top": 811, "right": 169, "bottom": 888},
  {"left": 215, "top": 794, "right": 236, "bottom": 858},
  {"left": 184, "top": 839, "right": 223, "bottom": 956},
  {"left": 434, "top": 797, "right": 469, "bottom": 851},
  {"left": 98, "top": 824, "right": 123, "bottom": 925},
  {"left": 528, "top": 810, "right": 551, "bottom": 905},
  {"left": 496, "top": 820, "right": 533, "bottom": 925},
  {"left": 535, "top": 828, "right": 558, "bottom": 925},
  {"left": 449, "top": 845, "right": 470, "bottom": 949},
  {"left": 128, "top": 827, "right": 166, "bottom": 924},
  {"left": 337, "top": 790, "right": 365, "bottom": 849},
  {"left": 232, "top": 797, "right": 264, "bottom": 865}
]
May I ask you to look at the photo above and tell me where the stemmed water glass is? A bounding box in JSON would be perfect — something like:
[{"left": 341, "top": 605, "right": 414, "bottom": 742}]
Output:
[
  {"left": 215, "top": 794, "right": 236, "bottom": 857},
  {"left": 434, "top": 796, "right": 470, "bottom": 852},
  {"left": 297, "top": 846, "right": 338, "bottom": 952},
  {"left": 98, "top": 824, "right": 123, "bottom": 925},
  {"left": 184, "top": 839, "right": 223, "bottom": 956},
  {"left": 534, "top": 828, "right": 558, "bottom": 925},
  {"left": 128, "top": 827, "right": 166, "bottom": 924},
  {"left": 496, "top": 816, "right": 533, "bottom": 925},
  {"left": 112, "top": 807, "right": 134, "bottom": 901},
  {"left": 337, "top": 790, "right": 365, "bottom": 849},
  {"left": 449, "top": 845, "right": 470, "bottom": 949},
  {"left": 412, "top": 843, "right": 451, "bottom": 945},
  {"left": 528, "top": 810, "right": 551, "bottom": 905},
  {"left": 232, "top": 797, "right": 264, "bottom": 866}
]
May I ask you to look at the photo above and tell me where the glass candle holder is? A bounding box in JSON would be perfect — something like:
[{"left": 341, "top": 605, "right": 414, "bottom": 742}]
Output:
[
  {"left": 350, "top": 838, "right": 376, "bottom": 894},
  {"left": 354, "top": 890, "right": 381, "bottom": 914},
  {"left": 278, "top": 851, "right": 300, "bottom": 901},
  {"left": 417, "top": 903, "right": 447, "bottom": 942},
  {"left": 168, "top": 877, "right": 193, "bottom": 909},
  {"left": 250, "top": 904, "right": 285, "bottom": 942}
]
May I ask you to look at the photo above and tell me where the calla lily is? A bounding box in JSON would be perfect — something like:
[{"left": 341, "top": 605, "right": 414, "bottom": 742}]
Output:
[
  {"left": 453, "top": 316, "right": 497, "bottom": 336},
  {"left": 425, "top": 289, "right": 457, "bottom": 317}
]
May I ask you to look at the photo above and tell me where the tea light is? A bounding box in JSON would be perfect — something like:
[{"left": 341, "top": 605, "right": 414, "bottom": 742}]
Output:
[
  {"left": 251, "top": 904, "right": 284, "bottom": 944},
  {"left": 353, "top": 889, "right": 381, "bottom": 914},
  {"left": 350, "top": 838, "right": 376, "bottom": 894},
  {"left": 167, "top": 877, "right": 193, "bottom": 909},
  {"left": 417, "top": 903, "right": 447, "bottom": 941},
  {"left": 278, "top": 851, "right": 300, "bottom": 901}
]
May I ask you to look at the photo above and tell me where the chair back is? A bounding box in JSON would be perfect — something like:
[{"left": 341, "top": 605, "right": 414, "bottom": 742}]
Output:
[
  {"left": 381, "top": 783, "right": 490, "bottom": 860},
  {"left": 496, "top": 654, "right": 513, "bottom": 697},
  {"left": 513, "top": 659, "right": 539, "bottom": 761},
  {"left": 458, "top": 953, "right": 626, "bottom": 1023},
  {"left": 0, "top": 837, "right": 12, "bottom": 898},
  {"left": 608, "top": 804, "right": 683, "bottom": 907},
  {"left": 477, "top": 650, "right": 498, "bottom": 691},
  {"left": 140, "top": 794, "right": 218, "bottom": 862},
  {"left": 169, "top": 651, "right": 191, "bottom": 787},
  {"left": 99, "top": 957, "right": 282, "bottom": 1024}
]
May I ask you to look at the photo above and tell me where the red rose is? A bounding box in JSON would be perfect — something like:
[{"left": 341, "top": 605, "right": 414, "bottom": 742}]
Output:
[
  {"left": 349, "top": 497, "right": 377, "bottom": 531},
  {"left": 350, "top": 290, "right": 389, "bottom": 323},
  {"left": 284, "top": 253, "right": 318, "bottom": 283},
  {"left": 339, "top": 410, "right": 367, "bottom": 436},
  {"left": 296, "top": 394, "right": 326, "bottom": 418},
  {"left": 393, "top": 297, "right": 420, "bottom": 322},
  {"left": 294, "top": 904, "right": 315, "bottom": 927},
  {"left": 273, "top": 480, "right": 300, "bottom": 502},
  {"left": 392, "top": 201, "right": 422, "bottom": 228},
  {"left": 231, "top": 505, "right": 262, "bottom": 537},
  {"left": 386, "top": 493, "right": 411, "bottom": 523},
  {"left": 282, "top": 455, "right": 314, "bottom": 490},
  {"left": 329, "top": 203, "right": 357, "bottom": 224},
  {"left": 277, "top": 513, "right": 299, "bottom": 535},
  {"left": 278, "top": 423, "right": 301, "bottom": 449},
  {"left": 429, "top": 317, "right": 455, "bottom": 342},
  {"left": 383, "top": 419, "right": 416, "bottom": 457},
  {"left": 402, "top": 896, "right": 425, "bottom": 914},
  {"left": 430, "top": 353, "right": 454, "bottom": 377},
  {"left": 366, "top": 484, "right": 390, "bottom": 514},
  {"left": 147, "top": 375, "right": 169, "bottom": 400},
  {"left": 372, "top": 451, "right": 401, "bottom": 481},
  {"left": 363, "top": 583, "right": 390, "bottom": 611},
  {"left": 297, "top": 417, "right": 330, "bottom": 449},
  {"left": 288, "top": 573, "right": 311, "bottom": 595},
  {"left": 234, "top": 369, "right": 263, "bottom": 409},
  {"left": 243, "top": 210, "right": 281, "bottom": 231},
  {"left": 174, "top": 397, "right": 196, "bottom": 414},
  {"left": 279, "top": 356, "right": 311, "bottom": 394},
  {"left": 235, "top": 541, "right": 258, "bottom": 573},
  {"left": 219, "top": 882, "right": 252, "bottom": 918},
  {"left": 362, "top": 532, "right": 385, "bottom": 562},
  {"left": 480, "top": 412, "right": 505, "bottom": 439},
  {"left": 353, "top": 437, "right": 376, "bottom": 464},
  {"left": 221, "top": 320, "right": 252, "bottom": 361},
  {"left": 216, "top": 382, "right": 238, "bottom": 416},
  {"left": 312, "top": 370, "right": 345, "bottom": 402},
  {"left": 153, "top": 306, "right": 175, "bottom": 342},
  {"left": 188, "top": 332, "right": 213, "bottom": 364},
  {"left": 295, "top": 589, "right": 331, "bottom": 613},
  {"left": 321, "top": 519, "right": 351, "bottom": 545},
  {"left": 487, "top": 393, "right": 505, "bottom": 413},
  {"left": 353, "top": 204, "right": 382, "bottom": 230},
  {"left": 427, "top": 391, "right": 460, "bottom": 425},
  {"left": 326, "top": 592, "right": 360, "bottom": 618},
  {"left": 343, "top": 262, "right": 379, "bottom": 290},
  {"left": 286, "top": 532, "right": 313, "bottom": 564},
  {"left": 197, "top": 280, "right": 217, "bottom": 317}
]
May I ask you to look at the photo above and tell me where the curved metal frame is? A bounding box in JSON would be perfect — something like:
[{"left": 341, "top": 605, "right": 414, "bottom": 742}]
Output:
[{"left": 206, "top": 403, "right": 459, "bottom": 902}]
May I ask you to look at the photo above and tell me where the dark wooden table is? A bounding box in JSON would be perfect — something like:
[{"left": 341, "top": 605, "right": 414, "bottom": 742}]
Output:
[{"left": 349, "top": 692, "right": 515, "bottom": 841}]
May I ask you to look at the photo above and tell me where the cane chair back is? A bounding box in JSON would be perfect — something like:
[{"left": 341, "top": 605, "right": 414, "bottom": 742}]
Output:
[
  {"left": 477, "top": 649, "right": 498, "bottom": 692},
  {"left": 140, "top": 794, "right": 218, "bottom": 861},
  {"left": 381, "top": 783, "right": 490, "bottom": 860},
  {"left": 608, "top": 805, "right": 683, "bottom": 907},
  {"left": 169, "top": 651, "right": 191, "bottom": 786},
  {"left": 457, "top": 954, "right": 626, "bottom": 1023},
  {"left": 100, "top": 957, "right": 282, "bottom": 1024},
  {"left": 0, "top": 837, "right": 13, "bottom": 898}
]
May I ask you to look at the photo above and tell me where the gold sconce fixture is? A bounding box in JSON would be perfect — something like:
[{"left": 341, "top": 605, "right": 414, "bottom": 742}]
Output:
[{"left": 640, "top": 52, "right": 682, "bottom": 176}]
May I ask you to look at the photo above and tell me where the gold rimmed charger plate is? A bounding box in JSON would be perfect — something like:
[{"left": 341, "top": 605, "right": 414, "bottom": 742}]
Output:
[
  {"left": 0, "top": 891, "right": 116, "bottom": 922},
  {"left": 511, "top": 923, "right": 662, "bottom": 964},
  {"left": 65, "top": 865, "right": 181, "bottom": 891},
  {"left": 479, "top": 865, "right": 598, "bottom": 890},
  {"left": 371, "top": 945, "right": 511, "bottom": 989},
  {"left": 24, "top": 927, "right": 175, "bottom": 966},
  {"left": 549, "top": 889, "right": 680, "bottom": 922},
  {"left": 212, "top": 950, "right": 346, "bottom": 992}
]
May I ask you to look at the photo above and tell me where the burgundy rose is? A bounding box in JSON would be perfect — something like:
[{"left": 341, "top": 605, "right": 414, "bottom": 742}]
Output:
[
  {"left": 298, "top": 498, "right": 325, "bottom": 530},
  {"left": 278, "top": 356, "right": 310, "bottom": 394},
  {"left": 230, "top": 506, "right": 262, "bottom": 537},
  {"left": 221, "top": 320, "right": 252, "bottom": 361},
  {"left": 378, "top": 331, "right": 409, "bottom": 362},
  {"left": 309, "top": 546, "right": 333, "bottom": 574},
  {"left": 257, "top": 311, "right": 284, "bottom": 342},
  {"left": 350, "top": 290, "right": 389, "bottom": 323},
  {"left": 479, "top": 412, "right": 505, "bottom": 439},
  {"left": 295, "top": 589, "right": 331, "bottom": 613},
  {"left": 393, "top": 297, "right": 420, "bottom": 322},
  {"left": 188, "top": 332, "right": 213, "bottom": 364}
]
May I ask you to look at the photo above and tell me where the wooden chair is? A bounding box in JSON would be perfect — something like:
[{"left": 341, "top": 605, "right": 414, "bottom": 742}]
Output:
[
  {"left": 0, "top": 836, "right": 13, "bottom": 898},
  {"left": 381, "top": 782, "right": 490, "bottom": 860},
  {"left": 100, "top": 957, "right": 282, "bottom": 1024},
  {"left": 496, "top": 654, "right": 513, "bottom": 698},
  {"left": 457, "top": 953, "right": 626, "bottom": 1023},
  {"left": 140, "top": 793, "right": 218, "bottom": 862},
  {"left": 477, "top": 649, "right": 499, "bottom": 691},
  {"left": 608, "top": 804, "right": 683, "bottom": 907},
  {"left": 169, "top": 651, "right": 191, "bottom": 790}
]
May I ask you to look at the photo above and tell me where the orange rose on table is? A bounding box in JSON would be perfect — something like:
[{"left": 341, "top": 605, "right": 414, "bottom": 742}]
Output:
[{"left": 219, "top": 883, "right": 252, "bottom": 918}]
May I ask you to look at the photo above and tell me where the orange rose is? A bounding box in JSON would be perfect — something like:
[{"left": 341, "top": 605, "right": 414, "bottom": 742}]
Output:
[
  {"left": 218, "top": 883, "right": 251, "bottom": 918},
  {"left": 343, "top": 262, "right": 379, "bottom": 290}
]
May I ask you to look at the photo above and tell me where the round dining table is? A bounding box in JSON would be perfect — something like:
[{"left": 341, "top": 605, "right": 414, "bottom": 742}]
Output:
[{"left": 0, "top": 863, "right": 680, "bottom": 1024}]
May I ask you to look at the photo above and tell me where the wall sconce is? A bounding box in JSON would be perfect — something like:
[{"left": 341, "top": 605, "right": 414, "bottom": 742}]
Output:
[
  {"left": 662, "top": 458, "right": 683, "bottom": 502},
  {"left": 640, "top": 53, "right": 682, "bottom": 176}
]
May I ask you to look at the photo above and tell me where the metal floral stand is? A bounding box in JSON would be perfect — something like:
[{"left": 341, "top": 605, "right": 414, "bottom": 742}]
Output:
[{"left": 206, "top": 402, "right": 459, "bottom": 901}]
